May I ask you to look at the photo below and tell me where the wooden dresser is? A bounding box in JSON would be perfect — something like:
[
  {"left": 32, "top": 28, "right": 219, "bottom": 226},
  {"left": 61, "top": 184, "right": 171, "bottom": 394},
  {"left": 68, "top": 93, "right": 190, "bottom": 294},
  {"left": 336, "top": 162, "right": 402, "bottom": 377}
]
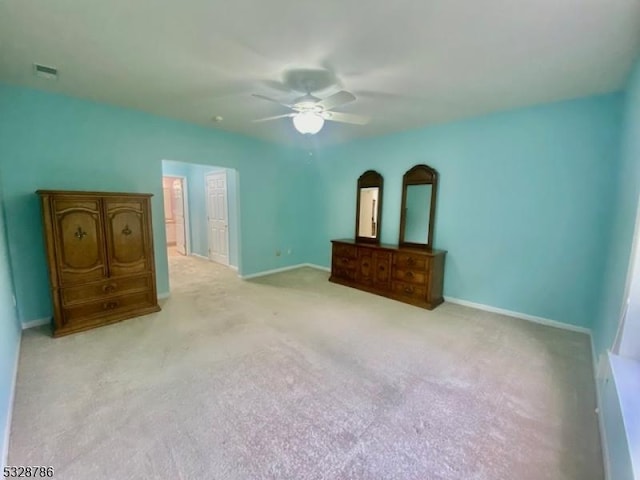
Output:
[
  {"left": 329, "top": 239, "right": 446, "bottom": 310},
  {"left": 38, "top": 190, "right": 161, "bottom": 337}
]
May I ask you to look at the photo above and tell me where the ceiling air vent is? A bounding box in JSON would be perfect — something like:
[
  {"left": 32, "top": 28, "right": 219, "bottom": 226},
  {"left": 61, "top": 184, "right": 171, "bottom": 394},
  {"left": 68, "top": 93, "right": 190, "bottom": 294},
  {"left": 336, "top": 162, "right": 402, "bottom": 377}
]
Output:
[{"left": 33, "top": 63, "right": 58, "bottom": 80}]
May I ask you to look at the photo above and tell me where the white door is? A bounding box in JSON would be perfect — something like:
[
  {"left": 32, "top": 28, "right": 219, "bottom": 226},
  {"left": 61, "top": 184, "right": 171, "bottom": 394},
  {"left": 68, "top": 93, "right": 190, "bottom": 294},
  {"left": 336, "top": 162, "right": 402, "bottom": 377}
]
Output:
[
  {"left": 172, "top": 178, "right": 187, "bottom": 255},
  {"left": 206, "top": 172, "right": 229, "bottom": 265},
  {"left": 162, "top": 178, "right": 176, "bottom": 245}
]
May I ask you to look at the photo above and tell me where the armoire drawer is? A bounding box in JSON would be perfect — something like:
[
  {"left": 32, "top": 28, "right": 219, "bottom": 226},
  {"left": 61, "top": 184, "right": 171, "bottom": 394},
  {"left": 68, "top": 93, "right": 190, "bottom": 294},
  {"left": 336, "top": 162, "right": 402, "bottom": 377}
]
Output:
[
  {"left": 62, "top": 291, "right": 156, "bottom": 326},
  {"left": 395, "top": 252, "right": 429, "bottom": 270},
  {"left": 392, "top": 280, "right": 427, "bottom": 300},
  {"left": 393, "top": 269, "right": 427, "bottom": 285},
  {"left": 61, "top": 275, "right": 153, "bottom": 306}
]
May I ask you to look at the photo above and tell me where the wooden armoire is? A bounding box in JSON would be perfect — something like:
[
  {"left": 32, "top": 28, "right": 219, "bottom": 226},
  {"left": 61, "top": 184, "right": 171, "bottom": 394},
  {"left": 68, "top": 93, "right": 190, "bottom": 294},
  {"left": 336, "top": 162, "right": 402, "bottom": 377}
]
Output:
[{"left": 38, "top": 190, "right": 161, "bottom": 337}]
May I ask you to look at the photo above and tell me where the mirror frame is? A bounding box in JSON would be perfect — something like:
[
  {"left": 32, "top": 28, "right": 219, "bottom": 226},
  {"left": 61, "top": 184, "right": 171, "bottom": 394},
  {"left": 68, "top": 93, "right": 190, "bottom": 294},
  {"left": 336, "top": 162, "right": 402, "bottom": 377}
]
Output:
[
  {"left": 355, "top": 170, "right": 384, "bottom": 244},
  {"left": 399, "top": 164, "right": 438, "bottom": 249}
]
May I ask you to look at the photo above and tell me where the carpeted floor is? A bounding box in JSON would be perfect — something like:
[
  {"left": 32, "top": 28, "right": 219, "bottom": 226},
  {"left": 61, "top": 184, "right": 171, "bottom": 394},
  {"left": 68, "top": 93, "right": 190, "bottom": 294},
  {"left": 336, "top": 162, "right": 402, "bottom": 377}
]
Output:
[{"left": 9, "top": 255, "right": 603, "bottom": 479}]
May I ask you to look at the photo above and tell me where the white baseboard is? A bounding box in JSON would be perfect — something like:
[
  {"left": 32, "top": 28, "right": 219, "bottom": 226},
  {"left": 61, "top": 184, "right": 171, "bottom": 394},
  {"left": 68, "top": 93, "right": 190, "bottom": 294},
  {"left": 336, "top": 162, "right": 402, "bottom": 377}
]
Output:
[
  {"left": 444, "top": 296, "right": 591, "bottom": 335},
  {"left": 21, "top": 318, "right": 50, "bottom": 330},
  {"left": 240, "top": 263, "right": 307, "bottom": 280},
  {"left": 190, "top": 254, "right": 237, "bottom": 272},
  {"left": 157, "top": 292, "right": 170, "bottom": 300},
  {"left": 2, "top": 330, "right": 21, "bottom": 470},
  {"left": 240, "top": 263, "right": 332, "bottom": 280},
  {"left": 304, "top": 263, "right": 331, "bottom": 272}
]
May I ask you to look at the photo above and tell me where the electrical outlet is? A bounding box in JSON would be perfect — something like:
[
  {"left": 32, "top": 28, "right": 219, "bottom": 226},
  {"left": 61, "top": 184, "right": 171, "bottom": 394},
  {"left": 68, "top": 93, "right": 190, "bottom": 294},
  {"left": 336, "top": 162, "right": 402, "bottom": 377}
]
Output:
[{"left": 275, "top": 250, "right": 281, "bottom": 257}]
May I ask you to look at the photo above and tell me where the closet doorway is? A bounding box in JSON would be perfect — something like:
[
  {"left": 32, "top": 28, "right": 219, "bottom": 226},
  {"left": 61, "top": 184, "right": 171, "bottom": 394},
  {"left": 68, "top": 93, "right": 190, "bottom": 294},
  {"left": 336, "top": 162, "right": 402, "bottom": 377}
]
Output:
[{"left": 162, "top": 176, "right": 190, "bottom": 257}]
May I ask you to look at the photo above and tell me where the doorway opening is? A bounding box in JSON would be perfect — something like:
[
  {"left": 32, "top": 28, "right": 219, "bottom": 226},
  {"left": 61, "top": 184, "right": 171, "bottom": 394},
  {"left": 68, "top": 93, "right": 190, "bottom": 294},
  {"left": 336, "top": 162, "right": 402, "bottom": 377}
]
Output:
[
  {"left": 161, "top": 160, "right": 239, "bottom": 289},
  {"left": 162, "top": 176, "right": 189, "bottom": 258}
]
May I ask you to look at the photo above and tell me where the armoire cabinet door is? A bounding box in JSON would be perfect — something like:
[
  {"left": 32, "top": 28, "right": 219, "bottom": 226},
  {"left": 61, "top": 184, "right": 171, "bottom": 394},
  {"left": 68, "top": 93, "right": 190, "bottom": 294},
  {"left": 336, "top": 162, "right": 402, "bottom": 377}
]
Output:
[
  {"left": 52, "top": 197, "right": 109, "bottom": 285},
  {"left": 104, "top": 197, "right": 151, "bottom": 277}
]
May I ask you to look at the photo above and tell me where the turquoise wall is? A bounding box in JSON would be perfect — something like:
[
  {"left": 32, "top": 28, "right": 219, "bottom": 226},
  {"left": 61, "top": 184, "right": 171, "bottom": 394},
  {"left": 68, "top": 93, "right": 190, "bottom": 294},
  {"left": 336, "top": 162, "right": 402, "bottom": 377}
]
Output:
[
  {"left": 162, "top": 161, "right": 240, "bottom": 267},
  {"left": 0, "top": 174, "right": 21, "bottom": 466},
  {"left": 307, "top": 94, "right": 623, "bottom": 329},
  {"left": 0, "top": 84, "right": 309, "bottom": 324}
]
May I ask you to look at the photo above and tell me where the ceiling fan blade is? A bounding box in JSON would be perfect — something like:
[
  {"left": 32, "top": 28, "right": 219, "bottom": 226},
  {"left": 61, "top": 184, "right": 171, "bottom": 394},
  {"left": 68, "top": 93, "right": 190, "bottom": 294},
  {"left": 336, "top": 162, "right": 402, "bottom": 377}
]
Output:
[
  {"left": 315, "top": 90, "right": 356, "bottom": 111},
  {"left": 251, "top": 93, "right": 292, "bottom": 109},
  {"left": 252, "top": 113, "right": 294, "bottom": 123},
  {"left": 322, "top": 111, "right": 370, "bottom": 125},
  {"left": 260, "top": 79, "right": 292, "bottom": 93}
]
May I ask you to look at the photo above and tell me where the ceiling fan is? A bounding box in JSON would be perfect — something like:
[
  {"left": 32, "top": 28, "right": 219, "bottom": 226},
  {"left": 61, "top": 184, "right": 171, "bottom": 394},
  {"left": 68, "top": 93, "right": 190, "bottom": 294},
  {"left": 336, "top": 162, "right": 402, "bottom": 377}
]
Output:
[{"left": 252, "top": 90, "right": 370, "bottom": 135}]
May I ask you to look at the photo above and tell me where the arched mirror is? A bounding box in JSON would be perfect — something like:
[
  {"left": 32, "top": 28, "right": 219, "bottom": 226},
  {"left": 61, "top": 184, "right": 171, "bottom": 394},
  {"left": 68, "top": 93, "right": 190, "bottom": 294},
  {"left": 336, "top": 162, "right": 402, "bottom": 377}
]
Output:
[
  {"left": 399, "top": 164, "right": 438, "bottom": 249},
  {"left": 355, "top": 170, "right": 383, "bottom": 243}
]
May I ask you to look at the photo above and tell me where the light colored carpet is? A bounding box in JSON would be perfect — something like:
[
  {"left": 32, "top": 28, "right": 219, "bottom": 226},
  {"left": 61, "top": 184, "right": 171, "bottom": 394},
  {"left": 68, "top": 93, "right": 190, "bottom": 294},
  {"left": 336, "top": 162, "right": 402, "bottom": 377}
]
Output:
[{"left": 9, "top": 255, "right": 603, "bottom": 479}]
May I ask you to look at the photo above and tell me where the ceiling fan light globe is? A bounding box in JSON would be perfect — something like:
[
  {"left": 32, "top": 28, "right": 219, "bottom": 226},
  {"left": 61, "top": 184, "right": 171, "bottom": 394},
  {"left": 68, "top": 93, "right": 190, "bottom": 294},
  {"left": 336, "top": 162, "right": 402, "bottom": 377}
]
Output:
[{"left": 293, "top": 112, "right": 324, "bottom": 134}]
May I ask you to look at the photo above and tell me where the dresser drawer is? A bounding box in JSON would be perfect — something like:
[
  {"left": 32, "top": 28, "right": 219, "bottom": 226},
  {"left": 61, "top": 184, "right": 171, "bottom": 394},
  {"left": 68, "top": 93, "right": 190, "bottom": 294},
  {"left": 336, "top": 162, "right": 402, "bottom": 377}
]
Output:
[
  {"left": 333, "top": 256, "right": 357, "bottom": 270},
  {"left": 61, "top": 275, "right": 153, "bottom": 305},
  {"left": 373, "top": 251, "right": 393, "bottom": 263},
  {"left": 395, "top": 252, "right": 429, "bottom": 270},
  {"left": 331, "top": 267, "right": 356, "bottom": 281},
  {"left": 62, "top": 291, "right": 156, "bottom": 326},
  {"left": 392, "top": 281, "right": 427, "bottom": 300},
  {"left": 394, "top": 269, "right": 428, "bottom": 285},
  {"left": 333, "top": 243, "right": 357, "bottom": 259}
]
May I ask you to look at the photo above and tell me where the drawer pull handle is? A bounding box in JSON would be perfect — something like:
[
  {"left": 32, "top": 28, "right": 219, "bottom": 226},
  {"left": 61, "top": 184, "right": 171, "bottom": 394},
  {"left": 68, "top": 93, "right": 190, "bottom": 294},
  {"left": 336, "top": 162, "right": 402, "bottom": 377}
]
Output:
[
  {"left": 379, "top": 265, "right": 385, "bottom": 271},
  {"left": 103, "top": 301, "right": 119, "bottom": 310},
  {"left": 407, "top": 257, "right": 415, "bottom": 266},
  {"left": 102, "top": 284, "right": 117, "bottom": 293},
  {"left": 404, "top": 286, "right": 414, "bottom": 294},
  {"left": 122, "top": 225, "right": 132, "bottom": 236},
  {"left": 405, "top": 271, "right": 414, "bottom": 279},
  {"left": 74, "top": 226, "right": 88, "bottom": 240},
  {"left": 341, "top": 258, "right": 349, "bottom": 264},
  {"left": 363, "top": 262, "right": 369, "bottom": 268}
]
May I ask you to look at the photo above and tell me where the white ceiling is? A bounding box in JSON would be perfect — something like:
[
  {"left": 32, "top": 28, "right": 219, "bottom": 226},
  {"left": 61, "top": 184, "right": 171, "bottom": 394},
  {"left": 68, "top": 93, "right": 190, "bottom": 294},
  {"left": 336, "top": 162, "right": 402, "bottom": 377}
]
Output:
[{"left": 1, "top": 0, "right": 639, "bottom": 146}]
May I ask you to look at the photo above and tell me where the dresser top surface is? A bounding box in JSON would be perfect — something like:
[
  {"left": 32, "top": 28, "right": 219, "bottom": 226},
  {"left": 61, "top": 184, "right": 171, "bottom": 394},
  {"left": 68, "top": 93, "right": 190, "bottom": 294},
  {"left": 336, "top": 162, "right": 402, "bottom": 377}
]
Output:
[
  {"left": 37, "top": 190, "right": 153, "bottom": 197},
  {"left": 332, "top": 238, "right": 446, "bottom": 256}
]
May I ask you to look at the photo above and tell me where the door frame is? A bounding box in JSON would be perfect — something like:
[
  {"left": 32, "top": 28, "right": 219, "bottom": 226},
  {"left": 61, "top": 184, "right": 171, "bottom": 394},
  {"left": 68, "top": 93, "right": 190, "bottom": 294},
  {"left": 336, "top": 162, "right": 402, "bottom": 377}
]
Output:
[
  {"left": 162, "top": 175, "right": 191, "bottom": 256},
  {"left": 205, "top": 170, "right": 230, "bottom": 266},
  {"left": 613, "top": 192, "right": 640, "bottom": 356}
]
